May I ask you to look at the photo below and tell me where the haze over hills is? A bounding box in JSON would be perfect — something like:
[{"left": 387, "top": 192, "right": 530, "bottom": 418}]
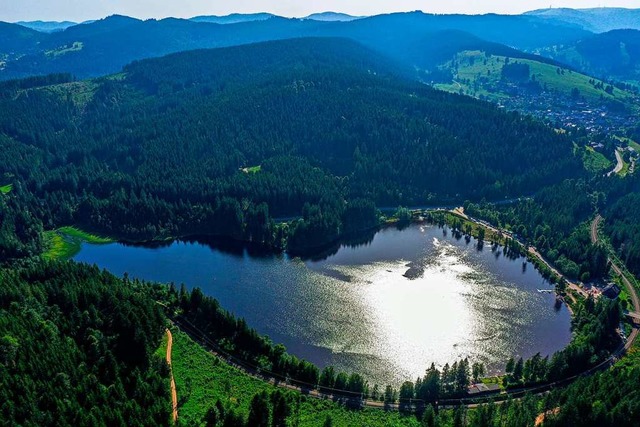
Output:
[
  {"left": 526, "top": 7, "right": 640, "bottom": 33},
  {"left": 0, "top": 11, "right": 590, "bottom": 80},
  {"left": 190, "top": 13, "right": 275, "bottom": 25},
  {"left": 304, "top": 12, "right": 362, "bottom": 22},
  {"left": 539, "top": 29, "right": 640, "bottom": 84},
  {"left": 15, "top": 20, "right": 78, "bottom": 33}
]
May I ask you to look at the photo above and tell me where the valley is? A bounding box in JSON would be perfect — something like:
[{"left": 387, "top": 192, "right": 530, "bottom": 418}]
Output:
[{"left": 2, "top": 6, "right": 640, "bottom": 426}]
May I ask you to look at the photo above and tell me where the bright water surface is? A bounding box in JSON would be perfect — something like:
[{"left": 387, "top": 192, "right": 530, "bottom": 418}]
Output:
[{"left": 73, "top": 223, "right": 572, "bottom": 386}]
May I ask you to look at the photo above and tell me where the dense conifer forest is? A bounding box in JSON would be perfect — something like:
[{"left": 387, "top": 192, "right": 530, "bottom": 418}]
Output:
[
  {"left": 0, "top": 38, "right": 580, "bottom": 256},
  {"left": 0, "top": 261, "right": 170, "bottom": 426},
  {"left": 0, "top": 35, "right": 639, "bottom": 426}
]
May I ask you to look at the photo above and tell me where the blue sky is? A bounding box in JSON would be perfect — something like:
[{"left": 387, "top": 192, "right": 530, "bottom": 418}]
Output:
[{"left": 1, "top": 0, "right": 638, "bottom": 22}]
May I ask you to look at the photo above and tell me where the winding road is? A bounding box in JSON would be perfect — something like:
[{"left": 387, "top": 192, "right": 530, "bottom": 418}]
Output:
[{"left": 607, "top": 149, "right": 624, "bottom": 177}]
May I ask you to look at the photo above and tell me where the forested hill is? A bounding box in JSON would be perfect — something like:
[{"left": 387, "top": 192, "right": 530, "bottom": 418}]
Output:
[
  {"left": 0, "top": 261, "right": 170, "bottom": 425},
  {"left": 540, "top": 29, "right": 640, "bottom": 83},
  {"left": 0, "top": 38, "right": 581, "bottom": 256},
  {"left": 0, "top": 12, "right": 590, "bottom": 80}
]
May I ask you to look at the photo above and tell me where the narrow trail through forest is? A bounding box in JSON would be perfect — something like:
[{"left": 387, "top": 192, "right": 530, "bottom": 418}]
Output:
[{"left": 166, "top": 328, "right": 178, "bottom": 425}]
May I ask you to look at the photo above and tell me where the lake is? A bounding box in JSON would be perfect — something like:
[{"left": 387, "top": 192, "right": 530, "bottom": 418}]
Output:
[{"left": 73, "top": 223, "right": 572, "bottom": 386}]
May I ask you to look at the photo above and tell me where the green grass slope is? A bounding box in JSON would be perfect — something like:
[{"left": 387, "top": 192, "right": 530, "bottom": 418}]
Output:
[
  {"left": 435, "top": 50, "right": 635, "bottom": 104},
  {"left": 170, "top": 328, "right": 420, "bottom": 427}
]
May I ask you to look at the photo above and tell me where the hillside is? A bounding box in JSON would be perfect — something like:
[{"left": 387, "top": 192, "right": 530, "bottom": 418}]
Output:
[
  {"left": 0, "top": 22, "right": 44, "bottom": 56},
  {"left": 540, "top": 29, "right": 640, "bottom": 85},
  {"left": 0, "top": 261, "right": 170, "bottom": 425},
  {"left": 16, "top": 20, "right": 78, "bottom": 32},
  {"left": 190, "top": 13, "right": 275, "bottom": 24},
  {"left": 526, "top": 7, "right": 640, "bottom": 33},
  {"left": 305, "top": 12, "right": 363, "bottom": 22},
  {"left": 435, "top": 50, "right": 636, "bottom": 105},
  {"left": 0, "top": 37, "right": 581, "bottom": 255},
  {"left": 0, "top": 12, "right": 591, "bottom": 80}
]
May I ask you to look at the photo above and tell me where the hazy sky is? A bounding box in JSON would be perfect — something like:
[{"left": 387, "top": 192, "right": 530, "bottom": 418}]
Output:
[{"left": 2, "top": 0, "right": 638, "bottom": 22}]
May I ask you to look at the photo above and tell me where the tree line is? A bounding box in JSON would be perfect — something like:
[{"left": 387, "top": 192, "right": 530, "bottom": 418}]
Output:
[
  {"left": 0, "top": 261, "right": 170, "bottom": 426},
  {"left": 0, "top": 38, "right": 581, "bottom": 260}
]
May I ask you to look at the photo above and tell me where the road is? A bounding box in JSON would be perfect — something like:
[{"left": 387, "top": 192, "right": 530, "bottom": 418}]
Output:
[
  {"left": 166, "top": 329, "right": 178, "bottom": 425},
  {"left": 591, "top": 215, "right": 640, "bottom": 346},
  {"left": 450, "top": 208, "right": 586, "bottom": 298},
  {"left": 163, "top": 215, "right": 640, "bottom": 413},
  {"left": 607, "top": 149, "right": 624, "bottom": 177},
  {"left": 527, "top": 246, "right": 587, "bottom": 299}
]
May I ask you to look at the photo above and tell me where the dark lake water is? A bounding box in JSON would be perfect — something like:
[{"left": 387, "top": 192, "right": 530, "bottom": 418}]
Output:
[{"left": 73, "top": 223, "right": 572, "bottom": 386}]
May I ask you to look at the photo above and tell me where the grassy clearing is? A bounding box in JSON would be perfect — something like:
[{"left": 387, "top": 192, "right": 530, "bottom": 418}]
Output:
[
  {"left": 57, "top": 226, "right": 113, "bottom": 244},
  {"left": 0, "top": 184, "right": 12, "bottom": 194},
  {"left": 45, "top": 41, "right": 83, "bottom": 57},
  {"left": 154, "top": 332, "right": 173, "bottom": 424},
  {"left": 155, "top": 330, "right": 169, "bottom": 360},
  {"left": 480, "top": 376, "right": 503, "bottom": 388},
  {"left": 241, "top": 165, "right": 262, "bottom": 174},
  {"left": 615, "top": 135, "right": 640, "bottom": 152},
  {"left": 45, "top": 80, "right": 98, "bottom": 107},
  {"left": 171, "top": 328, "right": 270, "bottom": 425},
  {"left": 617, "top": 155, "right": 630, "bottom": 177},
  {"left": 42, "top": 226, "right": 113, "bottom": 261},
  {"left": 435, "top": 50, "right": 634, "bottom": 104},
  {"left": 170, "top": 329, "right": 421, "bottom": 427},
  {"left": 582, "top": 146, "right": 612, "bottom": 173}
]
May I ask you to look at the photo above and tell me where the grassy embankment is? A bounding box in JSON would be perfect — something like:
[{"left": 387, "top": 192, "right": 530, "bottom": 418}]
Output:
[
  {"left": 43, "top": 226, "right": 114, "bottom": 260},
  {"left": 169, "top": 328, "right": 422, "bottom": 427},
  {"left": 582, "top": 146, "right": 612, "bottom": 173},
  {"left": 435, "top": 50, "right": 635, "bottom": 104}
]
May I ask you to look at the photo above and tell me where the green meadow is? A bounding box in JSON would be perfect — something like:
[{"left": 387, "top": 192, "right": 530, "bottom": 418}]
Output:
[
  {"left": 42, "top": 226, "right": 113, "bottom": 260},
  {"left": 169, "top": 329, "right": 421, "bottom": 427}
]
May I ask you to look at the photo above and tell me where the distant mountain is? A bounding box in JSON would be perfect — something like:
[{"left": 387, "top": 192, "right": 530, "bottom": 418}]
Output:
[
  {"left": 16, "top": 20, "right": 77, "bottom": 33},
  {"left": 526, "top": 8, "right": 640, "bottom": 33},
  {"left": 304, "top": 12, "right": 362, "bottom": 22},
  {"left": 0, "top": 11, "right": 591, "bottom": 80},
  {"left": 0, "top": 22, "right": 44, "bottom": 55},
  {"left": 190, "top": 13, "right": 275, "bottom": 24},
  {"left": 539, "top": 29, "right": 640, "bottom": 83}
]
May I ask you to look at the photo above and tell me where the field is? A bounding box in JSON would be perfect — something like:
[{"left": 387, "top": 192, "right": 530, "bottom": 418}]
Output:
[
  {"left": 582, "top": 146, "right": 612, "bottom": 173},
  {"left": 45, "top": 41, "right": 84, "bottom": 57},
  {"left": 42, "top": 226, "right": 113, "bottom": 260},
  {"left": 241, "top": 165, "right": 262, "bottom": 174},
  {"left": 169, "top": 328, "right": 422, "bottom": 427},
  {"left": 435, "top": 50, "right": 635, "bottom": 104},
  {"left": 615, "top": 135, "right": 640, "bottom": 152},
  {"left": 0, "top": 184, "right": 12, "bottom": 194}
]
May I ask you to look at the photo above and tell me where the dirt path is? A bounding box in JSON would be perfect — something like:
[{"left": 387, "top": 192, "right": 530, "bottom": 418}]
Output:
[{"left": 166, "top": 329, "right": 178, "bottom": 425}]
